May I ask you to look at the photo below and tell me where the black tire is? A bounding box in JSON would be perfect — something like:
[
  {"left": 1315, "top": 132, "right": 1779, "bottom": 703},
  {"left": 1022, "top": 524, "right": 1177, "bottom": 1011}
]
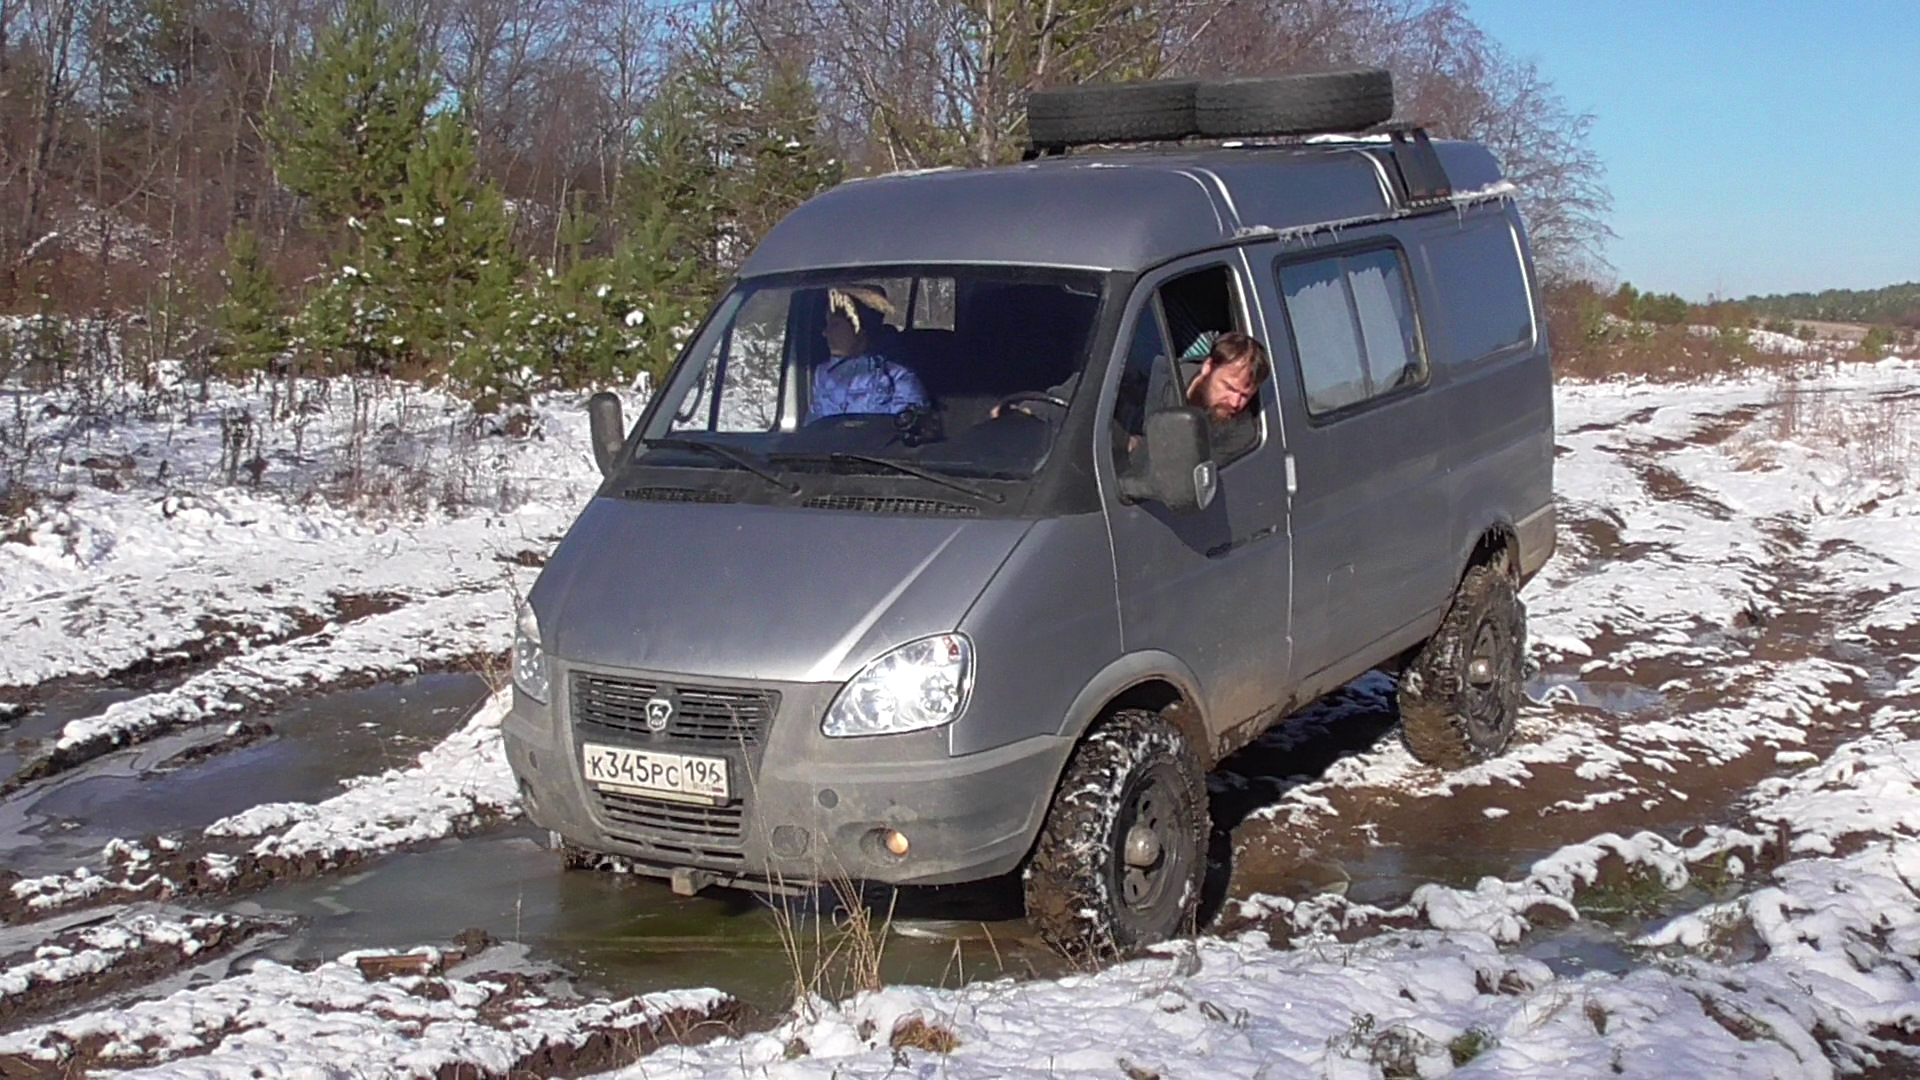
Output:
[
  {"left": 1023, "top": 709, "right": 1208, "bottom": 955},
  {"left": 1397, "top": 563, "right": 1527, "bottom": 769},
  {"left": 1027, "top": 80, "right": 1198, "bottom": 148},
  {"left": 1194, "top": 68, "right": 1395, "bottom": 138}
]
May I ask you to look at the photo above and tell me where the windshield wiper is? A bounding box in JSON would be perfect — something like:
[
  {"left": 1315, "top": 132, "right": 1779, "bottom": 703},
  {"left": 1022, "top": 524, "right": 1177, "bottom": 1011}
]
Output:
[
  {"left": 773, "top": 451, "right": 1004, "bottom": 504},
  {"left": 644, "top": 436, "right": 799, "bottom": 494}
]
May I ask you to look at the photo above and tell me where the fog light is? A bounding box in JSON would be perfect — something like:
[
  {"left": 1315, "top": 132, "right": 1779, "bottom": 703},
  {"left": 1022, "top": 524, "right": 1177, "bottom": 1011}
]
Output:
[
  {"left": 883, "top": 829, "right": 910, "bottom": 857},
  {"left": 770, "top": 825, "right": 811, "bottom": 858}
]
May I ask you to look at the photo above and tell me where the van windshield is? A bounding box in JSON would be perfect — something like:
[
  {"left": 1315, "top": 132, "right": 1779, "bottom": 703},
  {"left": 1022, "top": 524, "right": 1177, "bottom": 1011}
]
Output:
[{"left": 640, "top": 266, "right": 1105, "bottom": 482}]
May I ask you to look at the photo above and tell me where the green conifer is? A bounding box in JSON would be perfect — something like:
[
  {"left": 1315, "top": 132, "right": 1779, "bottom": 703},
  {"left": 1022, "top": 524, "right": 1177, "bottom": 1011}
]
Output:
[
  {"left": 213, "top": 225, "right": 288, "bottom": 376},
  {"left": 385, "top": 113, "right": 523, "bottom": 400},
  {"left": 271, "top": 0, "right": 438, "bottom": 230}
]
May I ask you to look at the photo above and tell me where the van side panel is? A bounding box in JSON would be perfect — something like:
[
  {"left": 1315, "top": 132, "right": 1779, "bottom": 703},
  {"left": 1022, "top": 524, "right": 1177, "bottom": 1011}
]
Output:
[
  {"left": 1251, "top": 228, "right": 1455, "bottom": 691},
  {"left": 1411, "top": 204, "right": 1555, "bottom": 579},
  {"left": 951, "top": 512, "right": 1124, "bottom": 756}
]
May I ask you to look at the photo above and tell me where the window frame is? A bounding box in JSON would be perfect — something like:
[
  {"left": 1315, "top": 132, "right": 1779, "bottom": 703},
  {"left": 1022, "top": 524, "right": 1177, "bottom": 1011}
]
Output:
[
  {"left": 1098, "top": 256, "right": 1267, "bottom": 487},
  {"left": 1272, "top": 240, "right": 1433, "bottom": 426}
]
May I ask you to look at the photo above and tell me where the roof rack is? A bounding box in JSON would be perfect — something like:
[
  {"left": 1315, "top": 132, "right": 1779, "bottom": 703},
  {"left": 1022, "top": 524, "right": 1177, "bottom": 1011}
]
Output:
[{"left": 1021, "top": 72, "right": 1455, "bottom": 210}]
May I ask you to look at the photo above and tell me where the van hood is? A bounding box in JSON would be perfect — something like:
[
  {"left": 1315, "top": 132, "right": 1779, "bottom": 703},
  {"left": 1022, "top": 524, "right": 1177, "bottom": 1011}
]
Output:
[{"left": 530, "top": 497, "right": 1034, "bottom": 684}]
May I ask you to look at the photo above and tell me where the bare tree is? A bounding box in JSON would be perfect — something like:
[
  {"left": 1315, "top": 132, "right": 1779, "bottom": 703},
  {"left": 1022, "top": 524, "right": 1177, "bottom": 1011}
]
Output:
[
  {"left": 753, "top": 0, "right": 1229, "bottom": 171},
  {"left": 1181, "top": 0, "right": 1611, "bottom": 279}
]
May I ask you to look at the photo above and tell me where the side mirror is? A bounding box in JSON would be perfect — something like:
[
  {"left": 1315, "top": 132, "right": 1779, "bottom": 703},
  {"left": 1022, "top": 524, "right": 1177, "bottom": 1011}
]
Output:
[
  {"left": 1119, "top": 407, "right": 1217, "bottom": 513},
  {"left": 587, "top": 392, "right": 626, "bottom": 477}
]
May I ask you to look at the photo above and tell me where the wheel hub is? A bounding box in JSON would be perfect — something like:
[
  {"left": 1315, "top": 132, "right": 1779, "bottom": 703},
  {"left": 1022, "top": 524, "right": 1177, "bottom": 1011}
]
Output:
[
  {"left": 1467, "top": 657, "right": 1495, "bottom": 685},
  {"left": 1124, "top": 824, "right": 1162, "bottom": 868}
]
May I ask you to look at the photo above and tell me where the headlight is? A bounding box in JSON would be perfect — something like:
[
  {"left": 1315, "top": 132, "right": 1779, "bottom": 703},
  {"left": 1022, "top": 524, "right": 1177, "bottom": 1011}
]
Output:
[
  {"left": 513, "top": 606, "right": 550, "bottom": 704},
  {"left": 822, "top": 634, "right": 972, "bottom": 738}
]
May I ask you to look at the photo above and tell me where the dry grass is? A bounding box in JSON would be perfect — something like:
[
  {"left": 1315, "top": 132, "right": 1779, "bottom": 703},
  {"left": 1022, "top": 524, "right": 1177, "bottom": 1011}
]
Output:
[
  {"left": 762, "top": 861, "right": 900, "bottom": 1014},
  {"left": 1764, "top": 367, "right": 1920, "bottom": 485},
  {"left": 889, "top": 1014, "right": 962, "bottom": 1054}
]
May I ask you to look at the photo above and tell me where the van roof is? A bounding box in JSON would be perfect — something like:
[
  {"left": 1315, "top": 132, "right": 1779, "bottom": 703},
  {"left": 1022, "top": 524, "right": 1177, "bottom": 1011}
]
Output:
[{"left": 740, "top": 139, "right": 1506, "bottom": 278}]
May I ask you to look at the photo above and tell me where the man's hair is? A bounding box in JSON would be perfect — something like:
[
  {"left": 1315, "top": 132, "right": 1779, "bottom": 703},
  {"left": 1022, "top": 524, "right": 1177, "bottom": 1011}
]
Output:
[{"left": 1209, "top": 331, "right": 1271, "bottom": 384}]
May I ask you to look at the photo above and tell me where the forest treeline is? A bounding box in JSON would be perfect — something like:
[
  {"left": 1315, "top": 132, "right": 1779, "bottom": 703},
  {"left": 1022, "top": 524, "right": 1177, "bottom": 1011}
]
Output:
[
  {"left": 1742, "top": 283, "right": 1920, "bottom": 330},
  {"left": 0, "top": 0, "right": 1613, "bottom": 406}
]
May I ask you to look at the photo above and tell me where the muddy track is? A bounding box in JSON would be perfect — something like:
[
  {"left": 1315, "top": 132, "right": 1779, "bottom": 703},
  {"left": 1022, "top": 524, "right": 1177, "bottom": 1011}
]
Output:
[
  {"left": 0, "top": 590, "right": 408, "bottom": 708},
  {"left": 0, "top": 911, "right": 280, "bottom": 1033},
  {"left": 0, "top": 798, "right": 519, "bottom": 927},
  {"left": 0, "top": 963, "right": 754, "bottom": 1079},
  {"left": 0, "top": 642, "right": 502, "bottom": 798}
]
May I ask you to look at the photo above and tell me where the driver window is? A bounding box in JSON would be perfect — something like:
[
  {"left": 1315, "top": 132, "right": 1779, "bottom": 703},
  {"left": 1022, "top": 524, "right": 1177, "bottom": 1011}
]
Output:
[{"left": 1108, "top": 264, "right": 1259, "bottom": 476}]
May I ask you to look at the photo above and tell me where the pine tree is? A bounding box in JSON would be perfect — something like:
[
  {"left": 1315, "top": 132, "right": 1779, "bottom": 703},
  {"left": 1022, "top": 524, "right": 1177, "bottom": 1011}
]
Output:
[
  {"left": 271, "top": 0, "right": 438, "bottom": 230},
  {"left": 213, "top": 225, "right": 288, "bottom": 376},
  {"left": 384, "top": 113, "right": 523, "bottom": 400},
  {"left": 616, "top": 3, "right": 839, "bottom": 328},
  {"left": 730, "top": 61, "right": 842, "bottom": 256}
]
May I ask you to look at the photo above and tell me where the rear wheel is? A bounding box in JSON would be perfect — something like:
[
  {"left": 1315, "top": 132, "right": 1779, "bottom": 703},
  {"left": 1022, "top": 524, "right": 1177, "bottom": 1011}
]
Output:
[
  {"left": 1397, "top": 563, "right": 1526, "bottom": 768},
  {"left": 1023, "top": 710, "right": 1207, "bottom": 955}
]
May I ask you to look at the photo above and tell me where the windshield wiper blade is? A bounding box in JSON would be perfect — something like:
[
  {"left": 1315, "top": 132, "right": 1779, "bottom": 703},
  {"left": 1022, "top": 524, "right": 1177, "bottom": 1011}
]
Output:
[
  {"left": 644, "top": 436, "right": 799, "bottom": 494},
  {"left": 775, "top": 451, "right": 1004, "bottom": 504}
]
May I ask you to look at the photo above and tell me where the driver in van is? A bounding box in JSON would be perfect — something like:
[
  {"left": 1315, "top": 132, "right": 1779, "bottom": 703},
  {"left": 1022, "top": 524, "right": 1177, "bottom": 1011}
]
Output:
[{"left": 807, "top": 286, "right": 930, "bottom": 424}]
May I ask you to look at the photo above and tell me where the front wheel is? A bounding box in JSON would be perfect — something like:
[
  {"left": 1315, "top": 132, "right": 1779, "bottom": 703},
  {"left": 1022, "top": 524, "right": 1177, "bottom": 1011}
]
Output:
[
  {"left": 1023, "top": 710, "right": 1208, "bottom": 956},
  {"left": 1398, "top": 563, "right": 1527, "bottom": 769}
]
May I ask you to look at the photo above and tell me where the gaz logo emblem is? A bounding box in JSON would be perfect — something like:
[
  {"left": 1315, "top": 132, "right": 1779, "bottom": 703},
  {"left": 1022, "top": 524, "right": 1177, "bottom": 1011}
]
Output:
[{"left": 644, "top": 694, "right": 675, "bottom": 732}]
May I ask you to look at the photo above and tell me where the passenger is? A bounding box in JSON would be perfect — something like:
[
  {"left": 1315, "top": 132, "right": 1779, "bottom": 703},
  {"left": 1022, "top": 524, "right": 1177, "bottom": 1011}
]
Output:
[
  {"left": 1177, "top": 331, "right": 1270, "bottom": 424},
  {"left": 807, "top": 287, "right": 930, "bottom": 423}
]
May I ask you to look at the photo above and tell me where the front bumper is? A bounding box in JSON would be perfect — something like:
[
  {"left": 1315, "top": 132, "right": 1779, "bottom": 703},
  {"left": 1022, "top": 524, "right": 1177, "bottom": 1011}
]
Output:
[{"left": 503, "top": 662, "right": 1071, "bottom": 888}]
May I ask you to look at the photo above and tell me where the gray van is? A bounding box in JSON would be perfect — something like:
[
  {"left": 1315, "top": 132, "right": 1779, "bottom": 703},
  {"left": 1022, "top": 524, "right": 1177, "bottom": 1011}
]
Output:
[{"left": 504, "top": 73, "right": 1555, "bottom": 953}]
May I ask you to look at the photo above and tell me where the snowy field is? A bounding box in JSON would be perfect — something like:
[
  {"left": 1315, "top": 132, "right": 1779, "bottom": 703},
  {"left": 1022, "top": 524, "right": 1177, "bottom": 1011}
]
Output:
[{"left": 4, "top": 354, "right": 1920, "bottom": 1077}]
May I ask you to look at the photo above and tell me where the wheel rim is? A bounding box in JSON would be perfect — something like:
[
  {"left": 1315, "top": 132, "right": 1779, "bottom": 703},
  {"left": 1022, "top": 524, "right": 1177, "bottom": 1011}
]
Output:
[
  {"left": 1461, "top": 615, "right": 1513, "bottom": 746},
  {"left": 1109, "top": 763, "right": 1192, "bottom": 930}
]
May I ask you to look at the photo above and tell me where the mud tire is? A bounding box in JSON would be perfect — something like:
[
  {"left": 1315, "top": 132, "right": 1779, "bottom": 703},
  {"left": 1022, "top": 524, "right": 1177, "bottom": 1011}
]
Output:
[
  {"left": 1023, "top": 709, "right": 1208, "bottom": 956},
  {"left": 1194, "top": 68, "right": 1396, "bottom": 137},
  {"left": 1027, "top": 80, "right": 1198, "bottom": 148},
  {"left": 1397, "top": 563, "right": 1527, "bottom": 769}
]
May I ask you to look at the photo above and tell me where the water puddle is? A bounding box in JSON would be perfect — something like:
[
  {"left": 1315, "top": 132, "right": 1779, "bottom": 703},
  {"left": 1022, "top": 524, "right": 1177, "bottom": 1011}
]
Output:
[
  {"left": 1, "top": 673, "right": 490, "bottom": 872},
  {"left": 1530, "top": 674, "right": 1668, "bottom": 717},
  {"left": 0, "top": 682, "right": 143, "bottom": 782},
  {"left": 1523, "top": 920, "right": 1639, "bottom": 977},
  {"left": 235, "top": 824, "right": 1058, "bottom": 1013}
]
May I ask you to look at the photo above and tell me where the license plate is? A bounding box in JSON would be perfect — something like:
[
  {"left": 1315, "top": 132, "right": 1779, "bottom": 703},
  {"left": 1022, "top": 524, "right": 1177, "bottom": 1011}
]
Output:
[{"left": 581, "top": 743, "right": 731, "bottom": 804}]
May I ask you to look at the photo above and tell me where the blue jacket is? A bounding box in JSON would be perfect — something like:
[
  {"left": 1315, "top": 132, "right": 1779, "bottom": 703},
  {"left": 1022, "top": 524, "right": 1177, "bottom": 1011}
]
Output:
[{"left": 807, "top": 353, "right": 929, "bottom": 423}]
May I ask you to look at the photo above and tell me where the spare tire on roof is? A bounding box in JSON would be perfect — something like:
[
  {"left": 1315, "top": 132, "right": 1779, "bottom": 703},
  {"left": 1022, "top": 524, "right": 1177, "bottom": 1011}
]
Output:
[
  {"left": 1027, "top": 79, "right": 1198, "bottom": 148},
  {"left": 1194, "top": 68, "right": 1395, "bottom": 137}
]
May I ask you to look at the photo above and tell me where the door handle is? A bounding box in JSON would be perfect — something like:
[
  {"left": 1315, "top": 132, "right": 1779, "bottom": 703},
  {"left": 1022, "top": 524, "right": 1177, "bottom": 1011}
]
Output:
[{"left": 1285, "top": 452, "right": 1297, "bottom": 495}]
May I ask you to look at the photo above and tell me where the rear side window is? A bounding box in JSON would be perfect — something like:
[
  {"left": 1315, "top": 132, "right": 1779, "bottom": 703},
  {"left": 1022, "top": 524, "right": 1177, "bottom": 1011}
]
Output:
[
  {"left": 1422, "top": 220, "right": 1535, "bottom": 362},
  {"left": 1277, "top": 248, "right": 1426, "bottom": 417}
]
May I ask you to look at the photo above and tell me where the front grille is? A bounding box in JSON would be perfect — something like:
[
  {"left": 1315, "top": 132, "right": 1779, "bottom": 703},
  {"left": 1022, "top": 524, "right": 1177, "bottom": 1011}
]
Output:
[
  {"left": 572, "top": 672, "right": 776, "bottom": 744},
  {"left": 804, "top": 494, "right": 979, "bottom": 516},
  {"left": 595, "top": 790, "right": 744, "bottom": 840},
  {"left": 593, "top": 791, "right": 747, "bottom": 864}
]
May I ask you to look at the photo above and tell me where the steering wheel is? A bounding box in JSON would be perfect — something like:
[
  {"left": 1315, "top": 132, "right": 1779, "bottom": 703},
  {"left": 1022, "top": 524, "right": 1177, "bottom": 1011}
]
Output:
[{"left": 994, "top": 391, "right": 1071, "bottom": 417}]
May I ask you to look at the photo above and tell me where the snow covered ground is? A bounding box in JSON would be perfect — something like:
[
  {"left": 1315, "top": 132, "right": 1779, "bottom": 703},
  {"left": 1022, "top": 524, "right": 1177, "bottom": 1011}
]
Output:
[{"left": 5, "top": 357, "right": 1920, "bottom": 1077}]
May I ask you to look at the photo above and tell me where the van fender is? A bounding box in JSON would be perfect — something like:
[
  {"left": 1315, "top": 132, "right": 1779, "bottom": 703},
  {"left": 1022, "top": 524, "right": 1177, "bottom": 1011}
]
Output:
[
  {"left": 1054, "top": 651, "right": 1215, "bottom": 767},
  {"left": 1457, "top": 517, "right": 1520, "bottom": 584}
]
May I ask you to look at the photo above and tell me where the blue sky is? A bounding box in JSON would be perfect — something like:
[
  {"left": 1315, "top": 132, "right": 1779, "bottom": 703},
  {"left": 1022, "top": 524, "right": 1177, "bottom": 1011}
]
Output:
[{"left": 1462, "top": 1, "right": 1917, "bottom": 301}]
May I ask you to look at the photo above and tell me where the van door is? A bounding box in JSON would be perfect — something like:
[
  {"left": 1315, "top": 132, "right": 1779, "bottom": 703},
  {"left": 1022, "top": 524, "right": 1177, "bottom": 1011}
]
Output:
[
  {"left": 1097, "top": 255, "right": 1292, "bottom": 743},
  {"left": 1249, "top": 236, "right": 1451, "bottom": 696}
]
